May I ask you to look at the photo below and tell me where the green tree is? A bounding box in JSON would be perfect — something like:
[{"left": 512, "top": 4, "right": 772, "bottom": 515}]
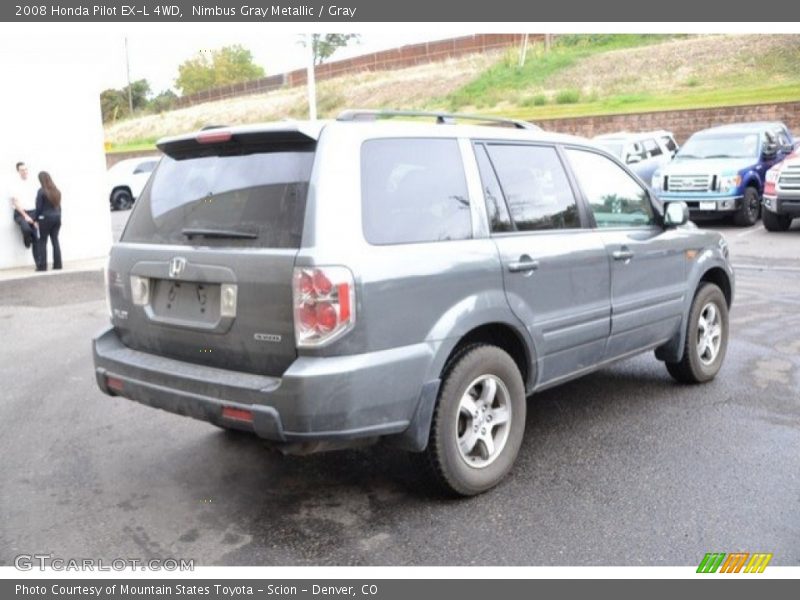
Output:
[
  {"left": 99, "top": 79, "right": 151, "bottom": 122},
  {"left": 308, "top": 34, "right": 360, "bottom": 65},
  {"left": 149, "top": 89, "right": 178, "bottom": 113},
  {"left": 175, "top": 45, "right": 265, "bottom": 96}
]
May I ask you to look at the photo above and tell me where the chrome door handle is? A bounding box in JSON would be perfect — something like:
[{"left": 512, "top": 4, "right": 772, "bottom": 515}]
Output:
[
  {"left": 612, "top": 249, "right": 634, "bottom": 261},
  {"left": 508, "top": 259, "right": 540, "bottom": 273}
]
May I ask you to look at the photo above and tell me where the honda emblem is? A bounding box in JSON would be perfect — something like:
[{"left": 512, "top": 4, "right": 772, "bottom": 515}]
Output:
[{"left": 169, "top": 257, "right": 187, "bottom": 279}]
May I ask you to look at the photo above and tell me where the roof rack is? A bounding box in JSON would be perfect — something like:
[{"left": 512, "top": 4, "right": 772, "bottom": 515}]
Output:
[{"left": 336, "top": 109, "right": 540, "bottom": 131}]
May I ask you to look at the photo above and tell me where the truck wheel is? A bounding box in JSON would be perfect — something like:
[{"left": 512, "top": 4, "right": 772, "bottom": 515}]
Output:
[
  {"left": 763, "top": 210, "right": 792, "bottom": 232},
  {"left": 666, "top": 283, "right": 728, "bottom": 384},
  {"left": 733, "top": 186, "right": 760, "bottom": 227},
  {"left": 111, "top": 189, "right": 133, "bottom": 211},
  {"left": 420, "top": 345, "right": 526, "bottom": 496}
]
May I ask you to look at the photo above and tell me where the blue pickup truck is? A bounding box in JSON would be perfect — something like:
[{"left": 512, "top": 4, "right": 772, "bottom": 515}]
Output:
[{"left": 651, "top": 122, "right": 795, "bottom": 226}]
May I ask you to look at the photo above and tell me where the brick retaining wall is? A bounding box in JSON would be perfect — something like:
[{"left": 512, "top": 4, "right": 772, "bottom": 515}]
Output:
[
  {"left": 107, "top": 101, "right": 800, "bottom": 168},
  {"left": 536, "top": 101, "right": 800, "bottom": 144}
]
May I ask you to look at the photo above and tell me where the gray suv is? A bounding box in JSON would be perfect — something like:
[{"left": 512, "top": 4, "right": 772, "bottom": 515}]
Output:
[{"left": 93, "top": 110, "right": 734, "bottom": 496}]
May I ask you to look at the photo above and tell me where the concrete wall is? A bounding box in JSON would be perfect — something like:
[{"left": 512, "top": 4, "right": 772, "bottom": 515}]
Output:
[{"left": 0, "top": 35, "right": 112, "bottom": 270}]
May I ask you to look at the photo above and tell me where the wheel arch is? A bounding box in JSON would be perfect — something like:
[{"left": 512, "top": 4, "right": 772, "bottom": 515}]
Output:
[
  {"left": 655, "top": 263, "right": 733, "bottom": 363},
  {"left": 393, "top": 320, "right": 536, "bottom": 453}
]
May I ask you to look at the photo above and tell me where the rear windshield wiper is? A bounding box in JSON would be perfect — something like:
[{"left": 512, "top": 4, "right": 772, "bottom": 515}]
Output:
[{"left": 182, "top": 227, "right": 258, "bottom": 239}]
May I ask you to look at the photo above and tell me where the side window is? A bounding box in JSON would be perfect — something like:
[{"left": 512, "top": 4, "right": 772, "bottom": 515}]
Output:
[
  {"left": 485, "top": 144, "right": 580, "bottom": 231},
  {"left": 565, "top": 148, "right": 655, "bottom": 229},
  {"left": 361, "top": 138, "right": 472, "bottom": 245},
  {"left": 661, "top": 135, "right": 678, "bottom": 154},
  {"left": 474, "top": 144, "right": 513, "bottom": 232},
  {"left": 626, "top": 142, "right": 647, "bottom": 164},
  {"left": 643, "top": 138, "right": 663, "bottom": 158}
]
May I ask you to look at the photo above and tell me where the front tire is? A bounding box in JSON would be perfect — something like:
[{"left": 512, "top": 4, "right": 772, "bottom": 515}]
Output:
[
  {"left": 666, "top": 283, "right": 729, "bottom": 384},
  {"left": 420, "top": 345, "right": 526, "bottom": 496},
  {"left": 733, "top": 186, "right": 760, "bottom": 227},
  {"left": 763, "top": 209, "right": 792, "bottom": 232}
]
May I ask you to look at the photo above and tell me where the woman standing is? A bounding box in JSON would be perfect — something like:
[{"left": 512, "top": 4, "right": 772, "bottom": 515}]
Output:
[{"left": 34, "top": 171, "right": 62, "bottom": 271}]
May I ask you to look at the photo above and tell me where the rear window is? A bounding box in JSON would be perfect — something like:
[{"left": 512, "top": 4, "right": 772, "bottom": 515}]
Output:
[
  {"left": 122, "top": 148, "right": 314, "bottom": 248},
  {"left": 361, "top": 138, "right": 472, "bottom": 245}
]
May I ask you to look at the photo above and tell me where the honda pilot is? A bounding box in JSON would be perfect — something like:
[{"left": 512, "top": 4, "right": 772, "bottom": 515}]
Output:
[{"left": 93, "top": 110, "right": 735, "bottom": 495}]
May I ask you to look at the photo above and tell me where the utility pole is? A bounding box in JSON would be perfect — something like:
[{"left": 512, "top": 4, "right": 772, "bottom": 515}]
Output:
[
  {"left": 518, "top": 34, "right": 529, "bottom": 68},
  {"left": 125, "top": 36, "right": 133, "bottom": 115},
  {"left": 306, "top": 33, "right": 318, "bottom": 120}
]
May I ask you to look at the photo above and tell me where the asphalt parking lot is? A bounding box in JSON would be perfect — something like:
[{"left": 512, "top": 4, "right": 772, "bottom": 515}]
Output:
[{"left": 0, "top": 211, "right": 798, "bottom": 566}]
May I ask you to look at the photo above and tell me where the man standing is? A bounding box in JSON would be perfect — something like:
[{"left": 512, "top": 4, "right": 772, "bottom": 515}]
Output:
[{"left": 10, "top": 161, "right": 39, "bottom": 263}]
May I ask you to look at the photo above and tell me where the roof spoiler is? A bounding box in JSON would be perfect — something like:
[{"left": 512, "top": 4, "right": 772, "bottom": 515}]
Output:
[{"left": 157, "top": 124, "right": 320, "bottom": 159}]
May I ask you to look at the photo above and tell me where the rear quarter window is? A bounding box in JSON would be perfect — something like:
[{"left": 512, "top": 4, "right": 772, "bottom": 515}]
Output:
[{"left": 361, "top": 138, "right": 472, "bottom": 245}]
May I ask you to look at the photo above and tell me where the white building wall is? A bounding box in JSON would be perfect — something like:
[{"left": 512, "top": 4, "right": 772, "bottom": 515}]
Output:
[{"left": 0, "top": 34, "right": 112, "bottom": 270}]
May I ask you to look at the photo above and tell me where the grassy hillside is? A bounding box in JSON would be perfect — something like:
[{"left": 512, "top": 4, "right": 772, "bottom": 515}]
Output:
[
  {"left": 106, "top": 34, "right": 800, "bottom": 151},
  {"left": 435, "top": 34, "right": 800, "bottom": 121}
]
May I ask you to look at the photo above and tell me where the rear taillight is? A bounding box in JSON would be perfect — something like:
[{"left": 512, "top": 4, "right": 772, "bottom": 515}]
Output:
[
  {"left": 103, "top": 258, "right": 112, "bottom": 318},
  {"left": 293, "top": 266, "right": 356, "bottom": 347}
]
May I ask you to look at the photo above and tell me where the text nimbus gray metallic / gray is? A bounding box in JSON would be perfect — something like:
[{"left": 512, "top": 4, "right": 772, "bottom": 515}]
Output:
[{"left": 191, "top": 4, "right": 358, "bottom": 18}]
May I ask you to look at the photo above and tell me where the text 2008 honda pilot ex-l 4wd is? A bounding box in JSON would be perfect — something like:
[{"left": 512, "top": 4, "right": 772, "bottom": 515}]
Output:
[{"left": 93, "top": 110, "right": 734, "bottom": 496}]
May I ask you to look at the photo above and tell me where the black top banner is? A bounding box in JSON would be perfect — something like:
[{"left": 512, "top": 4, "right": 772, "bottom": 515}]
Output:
[{"left": 4, "top": 0, "right": 800, "bottom": 22}]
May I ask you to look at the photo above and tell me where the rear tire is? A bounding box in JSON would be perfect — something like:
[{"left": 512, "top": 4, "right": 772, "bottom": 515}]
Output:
[
  {"left": 419, "top": 345, "right": 526, "bottom": 496},
  {"left": 110, "top": 189, "right": 133, "bottom": 211},
  {"left": 733, "top": 186, "right": 760, "bottom": 227},
  {"left": 763, "top": 209, "right": 792, "bottom": 232},
  {"left": 666, "top": 283, "right": 728, "bottom": 384}
]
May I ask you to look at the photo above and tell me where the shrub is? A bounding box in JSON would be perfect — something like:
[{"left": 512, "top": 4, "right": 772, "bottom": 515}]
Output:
[{"left": 555, "top": 89, "right": 581, "bottom": 104}]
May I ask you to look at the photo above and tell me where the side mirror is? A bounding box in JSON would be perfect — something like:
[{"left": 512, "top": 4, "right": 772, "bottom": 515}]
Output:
[
  {"left": 762, "top": 143, "right": 779, "bottom": 158},
  {"left": 664, "top": 202, "right": 689, "bottom": 228},
  {"left": 626, "top": 154, "right": 642, "bottom": 165}
]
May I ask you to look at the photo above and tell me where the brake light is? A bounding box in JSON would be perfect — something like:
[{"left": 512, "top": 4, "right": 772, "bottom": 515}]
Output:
[
  {"left": 196, "top": 129, "right": 232, "bottom": 144},
  {"left": 293, "top": 266, "right": 356, "bottom": 347}
]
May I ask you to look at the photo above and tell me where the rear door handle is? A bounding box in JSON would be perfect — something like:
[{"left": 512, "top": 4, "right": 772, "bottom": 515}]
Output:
[
  {"left": 612, "top": 249, "right": 634, "bottom": 261},
  {"left": 508, "top": 258, "right": 540, "bottom": 273}
]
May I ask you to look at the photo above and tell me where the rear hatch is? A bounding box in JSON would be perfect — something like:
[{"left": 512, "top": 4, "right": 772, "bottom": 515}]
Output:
[{"left": 107, "top": 125, "right": 320, "bottom": 377}]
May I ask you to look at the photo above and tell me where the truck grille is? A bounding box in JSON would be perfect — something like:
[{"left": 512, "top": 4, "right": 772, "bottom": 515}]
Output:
[
  {"left": 778, "top": 165, "right": 800, "bottom": 191},
  {"left": 666, "top": 174, "right": 711, "bottom": 192}
]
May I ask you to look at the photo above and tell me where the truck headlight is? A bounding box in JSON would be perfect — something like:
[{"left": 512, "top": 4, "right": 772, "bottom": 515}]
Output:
[
  {"left": 719, "top": 175, "right": 742, "bottom": 193},
  {"left": 651, "top": 173, "right": 662, "bottom": 189},
  {"left": 765, "top": 168, "right": 780, "bottom": 184}
]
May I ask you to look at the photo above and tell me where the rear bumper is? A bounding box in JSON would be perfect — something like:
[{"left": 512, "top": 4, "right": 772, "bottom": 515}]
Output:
[
  {"left": 93, "top": 327, "right": 439, "bottom": 444},
  {"left": 764, "top": 193, "right": 800, "bottom": 217}
]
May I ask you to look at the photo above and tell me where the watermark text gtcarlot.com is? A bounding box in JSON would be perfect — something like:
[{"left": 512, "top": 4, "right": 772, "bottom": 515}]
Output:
[{"left": 14, "top": 554, "right": 194, "bottom": 571}]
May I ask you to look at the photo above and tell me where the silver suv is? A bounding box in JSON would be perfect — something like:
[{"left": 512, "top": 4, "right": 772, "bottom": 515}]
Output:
[{"left": 93, "top": 110, "right": 734, "bottom": 495}]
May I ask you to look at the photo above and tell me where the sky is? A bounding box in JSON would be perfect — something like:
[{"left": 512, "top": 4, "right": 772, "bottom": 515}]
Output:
[{"left": 100, "top": 32, "right": 446, "bottom": 94}]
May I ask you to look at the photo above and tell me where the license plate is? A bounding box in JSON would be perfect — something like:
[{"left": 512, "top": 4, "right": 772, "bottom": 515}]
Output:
[
  {"left": 151, "top": 280, "right": 220, "bottom": 324},
  {"left": 699, "top": 201, "right": 717, "bottom": 211}
]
